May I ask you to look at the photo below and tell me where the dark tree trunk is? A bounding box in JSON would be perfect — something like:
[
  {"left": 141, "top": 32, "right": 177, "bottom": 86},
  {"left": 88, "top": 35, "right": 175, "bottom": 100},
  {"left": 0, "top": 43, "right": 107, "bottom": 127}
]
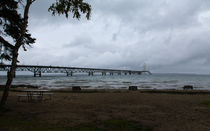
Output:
[
  {"left": 0, "top": 0, "right": 33, "bottom": 107},
  {"left": 0, "top": 49, "right": 18, "bottom": 106}
]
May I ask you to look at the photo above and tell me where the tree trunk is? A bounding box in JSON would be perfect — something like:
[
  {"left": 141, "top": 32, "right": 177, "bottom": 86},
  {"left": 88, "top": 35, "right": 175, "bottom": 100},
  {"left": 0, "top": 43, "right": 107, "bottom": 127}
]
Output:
[
  {"left": 0, "top": 0, "right": 33, "bottom": 107},
  {"left": 0, "top": 49, "right": 19, "bottom": 106}
]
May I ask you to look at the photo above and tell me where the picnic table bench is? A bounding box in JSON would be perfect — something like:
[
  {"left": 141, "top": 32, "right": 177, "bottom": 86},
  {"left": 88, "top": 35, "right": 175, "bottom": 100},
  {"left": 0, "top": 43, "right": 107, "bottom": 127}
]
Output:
[{"left": 17, "top": 90, "right": 53, "bottom": 102}]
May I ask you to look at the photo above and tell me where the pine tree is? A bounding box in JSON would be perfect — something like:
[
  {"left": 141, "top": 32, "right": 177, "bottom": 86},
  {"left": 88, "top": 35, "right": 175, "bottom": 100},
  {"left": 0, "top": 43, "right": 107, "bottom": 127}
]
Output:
[{"left": 0, "top": 0, "right": 91, "bottom": 106}]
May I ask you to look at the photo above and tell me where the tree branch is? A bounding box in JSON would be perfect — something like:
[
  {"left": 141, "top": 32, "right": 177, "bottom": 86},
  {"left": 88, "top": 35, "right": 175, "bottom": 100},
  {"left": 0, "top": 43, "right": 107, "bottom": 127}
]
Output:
[
  {"left": 15, "top": 0, "right": 32, "bottom": 48},
  {"left": 0, "top": 36, "right": 14, "bottom": 49}
]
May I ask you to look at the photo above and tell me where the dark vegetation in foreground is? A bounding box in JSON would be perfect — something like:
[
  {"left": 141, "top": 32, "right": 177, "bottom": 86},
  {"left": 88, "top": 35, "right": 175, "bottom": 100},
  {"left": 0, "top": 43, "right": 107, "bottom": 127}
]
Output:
[
  {"left": 0, "top": 108, "right": 153, "bottom": 131},
  {"left": 203, "top": 101, "right": 210, "bottom": 108}
]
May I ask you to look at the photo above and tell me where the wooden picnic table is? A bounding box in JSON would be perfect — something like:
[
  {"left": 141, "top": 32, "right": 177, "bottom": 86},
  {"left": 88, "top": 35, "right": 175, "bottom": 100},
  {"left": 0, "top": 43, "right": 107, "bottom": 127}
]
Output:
[{"left": 21, "top": 89, "right": 50, "bottom": 102}]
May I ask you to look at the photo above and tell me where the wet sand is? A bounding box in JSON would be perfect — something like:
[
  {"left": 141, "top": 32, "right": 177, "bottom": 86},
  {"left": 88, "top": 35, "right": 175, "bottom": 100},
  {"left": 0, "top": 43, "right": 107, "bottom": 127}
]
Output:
[{"left": 1, "top": 89, "right": 210, "bottom": 131}]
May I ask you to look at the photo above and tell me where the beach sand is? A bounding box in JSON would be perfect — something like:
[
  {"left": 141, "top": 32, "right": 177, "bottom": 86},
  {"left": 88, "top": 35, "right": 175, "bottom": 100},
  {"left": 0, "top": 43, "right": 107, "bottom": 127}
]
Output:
[{"left": 1, "top": 89, "right": 210, "bottom": 131}]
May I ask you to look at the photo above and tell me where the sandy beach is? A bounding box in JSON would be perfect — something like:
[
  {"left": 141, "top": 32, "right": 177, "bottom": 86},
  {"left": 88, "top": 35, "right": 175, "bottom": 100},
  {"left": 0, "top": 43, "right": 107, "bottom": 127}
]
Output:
[{"left": 0, "top": 89, "right": 210, "bottom": 131}]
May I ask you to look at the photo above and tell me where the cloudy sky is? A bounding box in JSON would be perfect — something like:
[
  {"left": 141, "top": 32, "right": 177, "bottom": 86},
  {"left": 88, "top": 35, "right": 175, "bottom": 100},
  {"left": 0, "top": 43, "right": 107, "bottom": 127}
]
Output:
[{"left": 18, "top": 0, "right": 210, "bottom": 74}]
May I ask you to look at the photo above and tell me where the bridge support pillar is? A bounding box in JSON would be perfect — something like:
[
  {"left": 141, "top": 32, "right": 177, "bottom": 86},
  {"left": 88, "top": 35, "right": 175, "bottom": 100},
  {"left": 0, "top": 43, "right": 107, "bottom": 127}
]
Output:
[
  {"left": 118, "top": 72, "right": 121, "bottom": 75},
  {"left": 102, "top": 72, "right": 106, "bottom": 76},
  {"left": 67, "top": 72, "right": 73, "bottom": 76},
  {"left": 110, "top": 72, "right": 113, "bottom": 75},
  {"left": 34, "top": 72, "right": 36, "bottom": 77},
  {"left": 34, "top": 71, "right": 41, "bottom": 77},
  {"left": 124, "top": 72, "right": 127, "bottom": 75},
  {"left": 138, "top": 72, "right": 142, "bottom": 75},
  {"left": 88, "top": 72, "right": 94, "bottom": 76}
]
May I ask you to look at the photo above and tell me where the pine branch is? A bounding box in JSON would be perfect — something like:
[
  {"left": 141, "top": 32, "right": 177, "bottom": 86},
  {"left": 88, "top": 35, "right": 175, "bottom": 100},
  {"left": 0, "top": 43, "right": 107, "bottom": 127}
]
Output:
[{"left": 0, "top": 36, "right": 14, "bottom": 49}]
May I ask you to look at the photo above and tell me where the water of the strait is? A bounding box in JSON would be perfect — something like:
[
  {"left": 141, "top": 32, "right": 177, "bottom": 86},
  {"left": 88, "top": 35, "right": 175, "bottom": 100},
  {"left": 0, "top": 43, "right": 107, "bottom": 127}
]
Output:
[{"left": 1, "top": 73, "right": 210, "bottom": 90}]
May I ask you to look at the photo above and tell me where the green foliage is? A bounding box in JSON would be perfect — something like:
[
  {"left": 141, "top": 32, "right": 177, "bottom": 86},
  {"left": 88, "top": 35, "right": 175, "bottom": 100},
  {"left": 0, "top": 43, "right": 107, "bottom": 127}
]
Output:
[
  {"left": 203, "top": 101, "right": 210, "bottom": 108},
  {"left": 49, "top": 0, "right": 91, "bottom": 20},
  {"left": 0, "top": 0, "right": 36, "bottom": 61}
]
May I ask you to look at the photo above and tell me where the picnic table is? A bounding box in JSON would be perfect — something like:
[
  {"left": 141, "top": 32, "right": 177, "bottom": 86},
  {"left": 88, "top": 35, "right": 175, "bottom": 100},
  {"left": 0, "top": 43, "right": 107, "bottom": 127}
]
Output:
[{"left": 17, "top": 89, "right": 53, "bottom": 102}]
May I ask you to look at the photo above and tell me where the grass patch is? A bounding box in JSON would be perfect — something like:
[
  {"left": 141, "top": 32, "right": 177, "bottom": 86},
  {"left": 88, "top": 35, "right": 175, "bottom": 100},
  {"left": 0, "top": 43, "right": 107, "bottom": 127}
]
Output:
[
  {"left": 102, "top": 119, "right": 153, "bottom": 131},
  {"left": 203, "top": 101, "right": 210, "bottom": 108},
  {"left": 0, "top": 116, "right": 71, "bottom": 131},
  {"left": 71, "top": 119, "right": 153, "bottom": 131},
  {"left": 0, "top": 105, "right": 13, "bottom": 114},
  {"left": 0, "top": 115, "right": 153, "bottom": 131}
]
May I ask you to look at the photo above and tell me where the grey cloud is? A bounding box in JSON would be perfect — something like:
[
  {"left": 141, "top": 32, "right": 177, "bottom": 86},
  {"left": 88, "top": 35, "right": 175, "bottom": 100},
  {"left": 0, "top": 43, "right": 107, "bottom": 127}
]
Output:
[
  {"left": 63, "top": 36, "right": 93, "bottom": 48},
  {"left": 94, "top": 0, "right": 210, "bottom": 31},
  {"left": 17, "top": 0, "right": 210, "bottom": 74},
  {"left": 28, "top": 0, "right": 87, "bottom": 30},
  {"left": 30, "top": 0, "right": 52, "bottom": 18},
  {"left": 112, "top": 33, "right": 117, "bottom": 41}
]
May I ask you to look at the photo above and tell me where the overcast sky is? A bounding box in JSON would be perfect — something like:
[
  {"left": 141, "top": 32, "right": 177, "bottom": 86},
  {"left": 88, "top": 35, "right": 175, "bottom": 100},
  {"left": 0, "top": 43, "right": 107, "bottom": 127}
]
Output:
[{"left": 17, "top": 0, "right": 210, "bottom": 74}]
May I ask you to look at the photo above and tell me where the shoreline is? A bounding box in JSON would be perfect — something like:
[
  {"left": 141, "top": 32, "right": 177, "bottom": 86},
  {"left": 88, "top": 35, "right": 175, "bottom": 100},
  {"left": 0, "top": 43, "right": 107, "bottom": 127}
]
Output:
[
  {"left": 1, "top": 84, "right": 210, "bottom": 94},
  {"left": 1, "top": 73, "right": 210, "bottom": 91}
]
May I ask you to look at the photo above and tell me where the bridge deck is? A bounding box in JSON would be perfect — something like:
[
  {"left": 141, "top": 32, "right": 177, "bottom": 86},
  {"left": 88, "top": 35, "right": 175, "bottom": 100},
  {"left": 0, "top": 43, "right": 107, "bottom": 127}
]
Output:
[{"left": 0, "top": 64, "right": 152, "bottom": 77}]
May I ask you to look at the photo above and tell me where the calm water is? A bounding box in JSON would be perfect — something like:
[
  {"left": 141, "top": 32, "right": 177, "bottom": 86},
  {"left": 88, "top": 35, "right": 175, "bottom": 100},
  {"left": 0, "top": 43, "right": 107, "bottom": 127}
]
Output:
[{"left": 1, "top": 73, "right": 210, "bottom": 90}]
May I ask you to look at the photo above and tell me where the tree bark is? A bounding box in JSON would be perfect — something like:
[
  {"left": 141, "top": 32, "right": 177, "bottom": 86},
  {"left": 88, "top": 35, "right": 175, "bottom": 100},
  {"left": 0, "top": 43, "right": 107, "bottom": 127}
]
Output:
[
  {"left": 0, "top": 0, "right": 33, "bottom": 107},
  {"left": 0, "top": 49, "right": 18, "bottom": 106}
]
